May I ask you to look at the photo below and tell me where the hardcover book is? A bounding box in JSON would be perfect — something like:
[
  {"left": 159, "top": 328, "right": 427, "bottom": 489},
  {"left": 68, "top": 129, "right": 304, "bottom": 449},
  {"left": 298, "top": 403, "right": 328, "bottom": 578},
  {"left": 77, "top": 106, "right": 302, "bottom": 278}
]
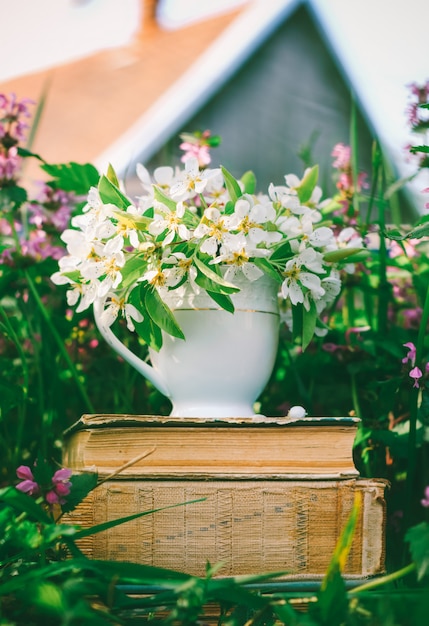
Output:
[
  {"left": 63, "top": 414, "right": 360, "bottom": 479},
  {"left": 63, "top": 477, "right": 387, "bottom": 579}
]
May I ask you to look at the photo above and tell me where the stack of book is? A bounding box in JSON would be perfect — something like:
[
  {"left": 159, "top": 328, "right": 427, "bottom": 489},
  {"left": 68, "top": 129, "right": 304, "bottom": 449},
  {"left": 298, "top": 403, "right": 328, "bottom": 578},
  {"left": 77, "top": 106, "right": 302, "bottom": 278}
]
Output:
[{"left": 62, "top": 414, "right": 387, "bottom": 579}]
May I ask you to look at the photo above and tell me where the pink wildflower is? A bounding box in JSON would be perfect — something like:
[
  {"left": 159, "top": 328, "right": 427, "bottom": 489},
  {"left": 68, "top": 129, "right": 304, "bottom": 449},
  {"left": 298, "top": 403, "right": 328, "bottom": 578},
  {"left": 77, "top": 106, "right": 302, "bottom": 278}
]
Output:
[
  {"left": 45, "top": 468, "right": 72, "bottom": 505},
  {"left": 179, "top": 129, "right": 218, "bottom": 168},
  {"left": 402, "top": 342, "right": 417, "bottom": 365},
  {"left": 0, "top": 146, "right": 21, "bottom": 181},
  {"left": 409, "top": 366, "right": 423, "bottom": 388},
  {"left": 322, "top": 342, "right": 342, "bottom": 353},
  {"left": 402, "top": 308, "right": 423, "bottom": 330},
  {"left": 405, "top": 81, "right": 429, "bottom": 130},
  {"left": 180, "top": 142, "right": 211, "bottom": 167},
  {"left": 421, "top": 486, "right": 429, "bottom": 508},
  {"left": 0, "top": 93, "right": 34, "bottom": 143},
  {"left": 16, "top": 465, "right": 39, "bottom": 495},
  {"left": 389, "top": 239, "right": 420, "bottom": 259},
  {"left": 331, "top": 143, "right": 351, "bottom": 169}
]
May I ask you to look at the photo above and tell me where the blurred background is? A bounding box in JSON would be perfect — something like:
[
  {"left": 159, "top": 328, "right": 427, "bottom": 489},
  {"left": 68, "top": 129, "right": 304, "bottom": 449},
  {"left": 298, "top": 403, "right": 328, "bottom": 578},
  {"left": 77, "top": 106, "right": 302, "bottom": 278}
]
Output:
[{"left": 1, "top": 0, "right": 428, "bottom": 207}]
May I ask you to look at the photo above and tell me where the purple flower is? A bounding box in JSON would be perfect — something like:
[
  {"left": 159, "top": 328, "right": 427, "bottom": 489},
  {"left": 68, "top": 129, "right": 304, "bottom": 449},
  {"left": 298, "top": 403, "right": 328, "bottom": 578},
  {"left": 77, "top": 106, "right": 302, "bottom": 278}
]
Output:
[
  {"left": 331, "top": 143, "right": 351, "bottom": 170},
  {"left": 15, "top": 463, "right": 73, "bottom": 506},
  {"left": 409, "top": 366, "right": 423, "bottom": 388},
  {"left": 49, "top": 468, "right": 73, "bottom": 504},
  {"left": 16, "top": 465, "right": 39, "bottom": 495},
  {"left": 402, "top": 342, "right": 417, "bottom": 365}
]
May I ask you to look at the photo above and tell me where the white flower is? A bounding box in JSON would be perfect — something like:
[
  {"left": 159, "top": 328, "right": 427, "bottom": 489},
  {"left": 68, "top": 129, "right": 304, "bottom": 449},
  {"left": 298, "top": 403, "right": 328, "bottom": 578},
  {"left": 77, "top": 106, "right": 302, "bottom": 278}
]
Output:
[
  {"left": 60, "top": 228, "right": 97, "bottom": 261},
  {"left": 163, "top": 251, "right": 198, "bottom": 288},
  {"left": 73, "top": 188, "right": 116, "bottom": 240},
  {"left": 296, "top": 247, "right": 326, "bottom": 274},
  {"left": 210, "top": 241, "right": 265, "bottom": 282},
  {"left": 142, "top": 266, "right": 182, "bottom": 292},
  {"left": 97, "top": 213, "right": 140, "bottom": 250},
  {"left": 100, "top": 294, "right": 143, "bottom": 332},
  {"left": 332, "top": 226, "right": 364, "bottom": 274},
  {"left": 233, "top": 196, "right": 281, "bottom": 245},
  {"left": 148, "top": 201, "right": 191, "bottom": 246},
  {"left": 194, "top": 207, "right": 242, "bottom": 257},
  {"left": 281, "top": 251, "right": 326, "bottom": 308},
  {"left": 268, "top": 183, "right": 302, "bottom": 212},
  {"left": 81, "top": 250, "right": 125, "bottom": 298},
  {"left": 169, "top": 157, "right": 220, "bottom": 201},
  {"left": 55, "top": 279, "right": 98, "bottom": 313},
  {"left": 203, "top": 170, "right": 230, "bottom": 209},
  {"left": 314, "top": 272, "right": 342, "bottom": 313}
]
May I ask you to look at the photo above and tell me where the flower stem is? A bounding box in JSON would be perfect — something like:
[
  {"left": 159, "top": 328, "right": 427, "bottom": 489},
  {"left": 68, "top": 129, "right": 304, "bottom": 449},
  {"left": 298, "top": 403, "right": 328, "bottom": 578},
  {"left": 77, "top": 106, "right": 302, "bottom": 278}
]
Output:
[
  {"left": 0, "top": 303, "right": 29, "bottom": 464},
  {"left": 24, "top": 271, "right": 95, "bottom": 413},
  {"left": 350, "top": 562, "right": 415, "bottom": 594},
  {"left": 403, "top": 279, "right": 429, "bottom": 538}
]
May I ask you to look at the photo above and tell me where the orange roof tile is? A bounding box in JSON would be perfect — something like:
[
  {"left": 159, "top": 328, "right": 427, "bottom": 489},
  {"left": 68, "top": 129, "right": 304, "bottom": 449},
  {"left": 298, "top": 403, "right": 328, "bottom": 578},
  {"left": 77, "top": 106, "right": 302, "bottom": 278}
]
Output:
[{"left": 0, "top": 4, "right": 244, "bottom": 173}]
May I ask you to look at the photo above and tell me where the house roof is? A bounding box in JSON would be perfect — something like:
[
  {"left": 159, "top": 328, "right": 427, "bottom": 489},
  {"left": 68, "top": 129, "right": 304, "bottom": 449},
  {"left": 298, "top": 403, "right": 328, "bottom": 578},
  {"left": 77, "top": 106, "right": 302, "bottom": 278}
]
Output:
[
  {"left": 1, "top": 0, "right": 428, "bottom": 209},
  {"left": 0, "top": 0, "right": 245, "bottom": 169}
]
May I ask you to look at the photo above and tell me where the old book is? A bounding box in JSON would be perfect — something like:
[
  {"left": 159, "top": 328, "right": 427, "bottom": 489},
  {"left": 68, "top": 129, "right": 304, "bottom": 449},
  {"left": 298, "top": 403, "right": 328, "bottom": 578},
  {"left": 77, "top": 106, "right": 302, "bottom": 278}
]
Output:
[
  {"left": 63, "top": 414, "right": 360, "bottom": 479},
  {"left": 62, "top": 477, "right": 387, "bottom": 579}
]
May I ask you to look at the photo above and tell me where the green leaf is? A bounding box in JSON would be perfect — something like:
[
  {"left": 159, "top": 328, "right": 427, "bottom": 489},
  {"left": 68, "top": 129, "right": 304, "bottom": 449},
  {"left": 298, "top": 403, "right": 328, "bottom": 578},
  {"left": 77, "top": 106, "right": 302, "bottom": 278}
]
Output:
[
  {"left": 145, "top": 288, "right": 185, "bottom": 340},
  {"left": 73, "top": 498, "right": 205, "bottom": 539},
  {"left": 0, "top": 186, "right": 27, "bottom": 209},
  {"left": 241, "top": 170, "right": 256, "bottom": 194},
  {"left": 61, "top": 472, "right": 98, "bottom": 514},
  {"left": 327, "top": 493, "right": 361, "bottom": 575},
  {"left": 404, "top": 222, "right": 429, "bottom": 240},
  {"left": 296, "top": 165, "right": 319, "bottom": 203},
  {"left": 410, "top": 145, "right": 429, "bottom": 154},
  {"left": 269, "top": 241, "right": 293, "bottom": 262},
  {"left": 221, "top": 165, "right": 242, "bottom": 203},
  {"left": 129, "top": 286, "right": 163, "bottom": 351},
  {"left": 291, "top": 302, "right": 303, "bottom": 342},
  {"left": 98, "top": 174, "right": 131, "bottom": 210},
  {"left": 41, "top": 162, "right": 100, "bottom": 194},
  {"left": 301, "top": 301, "right": 318, "bottom": 351},
  {"left": 82, "top": 558, "right": 192, "bottom": 586},
  {"left": 313, "top": 568, "right": 348, "bottom": 626},
  {"left": 323, "top": 247, "right": 367, "bottom": 263},
  {"left": 194, "top": 255, "right": 240, "bottom": 293},
  {"left": 405, "top": 522, "right": 429, "bottom": 580},
  {"left": 194, "top": 267, "right": 236, "bottom": 297},
  {"left": 206, "top": 290, "right": 234, "bottom": 313},
  {"left": 25, "top": 581, "right": 66, "bottom": 616},
  {"left": 313, "top": 494, "right": 361, "bottom": 625},
  {"left": 253, "top": 257, "right": 282, "bottom": 283},
  {"left": 120, "top": 254, "right": 147, "bottom": 291},
  {"left": 106, "top": 163, "right": 120, "bottom": 187},
  {"left": 153, "top": 185, "right": 177, "bottom": 212},
  {"left": 0, "top": 487, "right": 52, "bottom": 524},
  {"left": 17, "top": 146, "right": 45, "bottom": 162}
]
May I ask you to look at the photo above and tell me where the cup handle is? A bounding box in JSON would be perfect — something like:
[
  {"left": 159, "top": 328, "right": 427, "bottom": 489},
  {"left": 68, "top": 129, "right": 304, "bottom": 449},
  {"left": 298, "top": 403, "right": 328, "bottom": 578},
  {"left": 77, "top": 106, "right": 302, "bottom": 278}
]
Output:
[{"left": 93, "top": 299, "right": 170, "bottom": 398}]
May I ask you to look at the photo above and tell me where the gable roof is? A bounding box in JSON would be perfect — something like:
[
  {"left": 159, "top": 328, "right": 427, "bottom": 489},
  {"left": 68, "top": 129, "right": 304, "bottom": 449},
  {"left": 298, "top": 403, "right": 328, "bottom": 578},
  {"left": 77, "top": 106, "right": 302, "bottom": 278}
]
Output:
[
  {"left": 0, "top": 1, "right": 244, "bottom": 168},
  {"left": 1, "top": 0, "right": 427, "bottom": 210}
]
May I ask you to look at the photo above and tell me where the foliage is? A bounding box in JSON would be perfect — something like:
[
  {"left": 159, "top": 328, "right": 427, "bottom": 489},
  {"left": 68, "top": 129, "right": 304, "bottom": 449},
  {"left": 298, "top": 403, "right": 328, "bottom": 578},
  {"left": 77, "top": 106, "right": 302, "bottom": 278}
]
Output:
[{"left": 1, "top": 482, "right": 428, "bottom": 625}]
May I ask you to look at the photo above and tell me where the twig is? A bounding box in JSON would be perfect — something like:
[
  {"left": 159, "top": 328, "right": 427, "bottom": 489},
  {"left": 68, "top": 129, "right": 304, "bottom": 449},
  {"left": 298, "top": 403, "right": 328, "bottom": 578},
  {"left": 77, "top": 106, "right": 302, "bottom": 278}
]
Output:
[{"left": 95, "top": 446, "right": 157, "bottom": 487}]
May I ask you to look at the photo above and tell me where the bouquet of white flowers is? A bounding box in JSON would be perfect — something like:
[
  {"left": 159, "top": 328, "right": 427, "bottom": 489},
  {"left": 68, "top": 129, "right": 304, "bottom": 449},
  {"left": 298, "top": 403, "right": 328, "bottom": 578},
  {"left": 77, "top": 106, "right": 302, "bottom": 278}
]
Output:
[{"left": 52, "top": 151, "right": 364, "bottom": 351}]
